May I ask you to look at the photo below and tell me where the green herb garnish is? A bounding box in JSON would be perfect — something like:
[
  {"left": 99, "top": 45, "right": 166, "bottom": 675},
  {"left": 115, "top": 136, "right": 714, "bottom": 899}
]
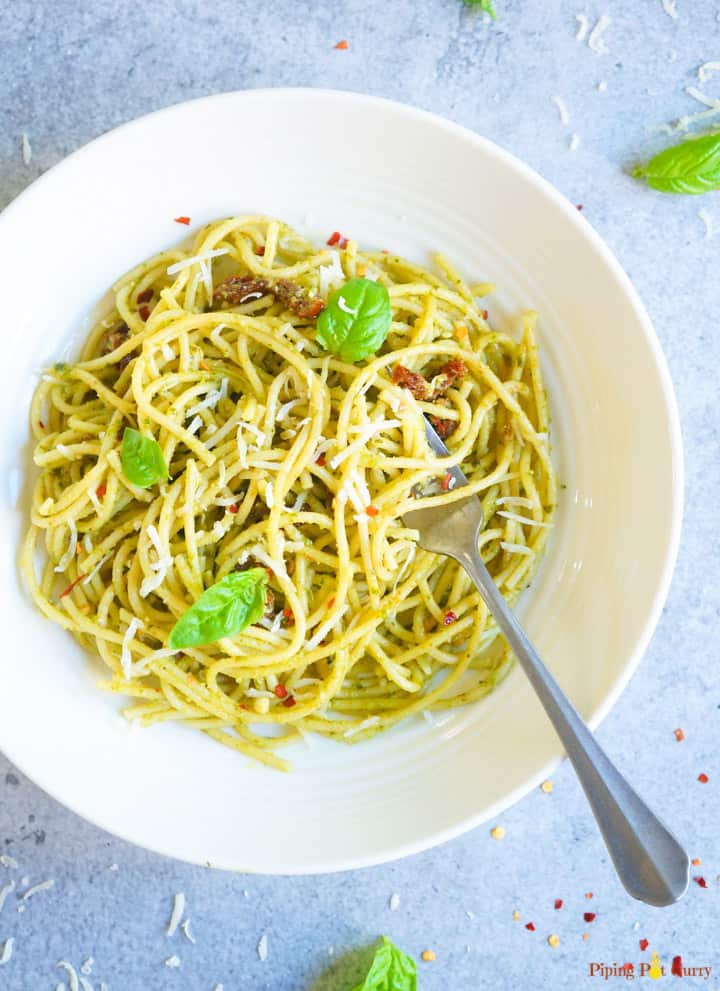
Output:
[
  {"left": 168, "top": 568, "right": 268, "bottom": 649},
  {"left": 316, "top": 278, "right": 391, "bottom": 363},
  {"left": 120, "top": 427, "right": 169, "bottom": 488},
  {"left": 464, "top": 0, "right": 496, "bottom": 17},
  {"left": 633, "top": 131, "right": 720, "bottom": 194},
  {"left": 350, "top": 937, "right": 417, "bottom": 991}
]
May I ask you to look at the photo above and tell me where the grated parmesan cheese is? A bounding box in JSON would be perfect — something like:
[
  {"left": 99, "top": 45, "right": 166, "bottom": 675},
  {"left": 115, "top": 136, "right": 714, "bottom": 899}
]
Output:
[
  {"left": 166, "top": 249, "right": 228, "bottom": 276},
  {"left": 698, "top": 61, "right": 720, "bottom": 84},
  {"left": 82, "top": 554, "right": 110, "bottom": 586},
  {"left": 497, "top": 510, "right": 554, "bottom": 528},
  {"left": 337, "top": 295, "right": 357, "bottom": 316},
  {"left": 161, "top": 342, "right": 175, "bottom": 362},
  {"left": 164, "top": 955, "right": 181, "bottom": 968},
  {"left": 55, "top": 519, "right": 78, "bottom": 572},
  {"left": 265, "top": 481, "right": 274, "bottom": 509},
  {"left": 0, "top": 938, "right": 13, "bottom": 965},
  {"left": 82, "top": 534, "right": 93, "bottom": 553},
  {"left": 180, "top": 919, "right": 196, "bottom": 944},
  {"left": 306, "top": 608, "right": 348, "bottom": 651},
  {"left": 318, "top": 250, "right": 345, "bottom": 297},
  {"left": 80, "top": 959, "right": 93, "bottom": 975},
  {"left": 186, "top": 415, "right": 203, "bottom": 436},
  {"left": 597, "top": 79, "right": 607, "bottom": 92},
  {"left": 166, "top": 892, "right": 185, "bottom": 938},
  {"left": 57, "top": 961, "right": 79, "bottom": 991},
  {"left": 552, "top": 96, "right": 570, "bottom": 125},
  {"left": 569, "top": 133, "right": 581, "bottom": 151},
  {"left": 187, "top": 384, "right": 225, "bottom": 417},
  {"left": 78, "top": 978, "right": 94, "bottom": 991},
  {"left": 661, "top": 0, "right": 678, "bottom": 17},
  {"left": 575, "top": 13, "right": 589, "bottom": 41},
  {"left": 343, "top": 716, "right": 380, "bottom": 738},
  {"left": 0, "top": 856, "right": 18, "bottom": 869},
  {"left": 22, "top": 878, "right": 54, "bottom": 899},
  {"left": 699, "top": 209, "right": 713, "bottom": 239},
  {"left": 21, "top": 133, "right": 32, "bottom": 165},
  {"left": 87, "top": 487, "right": 102, "bottom": 513},
  {"left": 0, "top": 881, "right": 15, "bottom": 913},
  {"left": 587, "top": 14, "right": 611, "bottom": 53},
  {"left": 389, "top": 893, "right": 401, "bottom": 911},
  {"left": 500, "top": 541, "right": 534, "bottom": 557},
  {"left": 257, "top": 934, "right": 268, "bottom": 961},
  {"left": 120, "top": 618, "right": 143, "bottom": 679}
]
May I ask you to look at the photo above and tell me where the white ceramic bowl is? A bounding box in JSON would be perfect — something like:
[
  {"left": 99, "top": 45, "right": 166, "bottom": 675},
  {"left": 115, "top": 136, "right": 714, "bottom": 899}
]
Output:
[{"left": 0, "top": 90, "right": 682, "bottom": 873}]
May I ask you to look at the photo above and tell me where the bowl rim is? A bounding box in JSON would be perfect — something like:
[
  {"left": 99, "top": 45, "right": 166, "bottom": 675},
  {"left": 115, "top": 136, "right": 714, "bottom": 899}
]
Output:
[{"left": 0, "top": 87, "right": 684, "bottom": 873}]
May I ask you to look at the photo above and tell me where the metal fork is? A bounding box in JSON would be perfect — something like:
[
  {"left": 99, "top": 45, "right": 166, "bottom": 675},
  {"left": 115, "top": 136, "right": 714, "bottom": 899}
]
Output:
[{"left": 401, "top": 420, "right": 689, "bottom": 907}]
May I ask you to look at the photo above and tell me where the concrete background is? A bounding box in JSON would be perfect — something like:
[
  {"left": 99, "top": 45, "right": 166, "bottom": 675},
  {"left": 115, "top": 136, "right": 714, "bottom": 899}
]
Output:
[{"left": 1, "top": 1, "right": 719, "bottom": 987}]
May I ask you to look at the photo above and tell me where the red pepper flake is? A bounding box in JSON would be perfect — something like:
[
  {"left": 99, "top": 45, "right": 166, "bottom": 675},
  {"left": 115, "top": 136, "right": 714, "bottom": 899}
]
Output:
[
  {"left": 334, "top": 39, "right": 349, "bottom": 50},
  {"left": 255, "top": 245, "right": 265, "bottom": 256},
  {"left": 274, "top": 684, "right": 288, "bottom": 699},
  {"left": 524, "top": 922, "right": 535, "bottom": 931},
  {"left": 136, "top": 287, "right": 153, "bottom": 304},
  {"left": 139, "top": 304, "right": 151, "bottom": 321},
  {"left": 584, "top": 891, "right": 594, "bottom": 899},
  {"left": 327, "top": 231, "right": 341, "bottom": 246},
  {"left": 174, "top": 216, "right": 191, "bottom": 225},
  {"left": 576, "top": 204, "right": 584, "bottom": 211},
  {"left": 327, "top": 596, "right": 336, "bottom": 609},
  {"left": 59, "top": 574, "right": 86, "bottom": 598},
  {"left": 315, "top": 454, "right": 327, "bottom": 467},
  {"left": 443, "top": 610, "right": 457, "bottom": 626},
  {"left": 694, "top": 875, "right": 707, "bottom": 888},
  {"left": 441, "top": 471, "right": 453, "bottom": 491},
  {"left": 583, "top": 912, "right": 596, "bottom": 923},
  {"left": 674, "top": 727, "right": 685, "bottom": 741},
  {"left": 38, "top": 420, "right": 45, "bottom": 429},
  {"left": 282, "top": 695, "right": 296, "bottom": 708},
  {"left": 482, "top": 309, "right": 489, "bottom": 320},
  {"left": 281, "top": 607, "right": 294, "bottom": 625},
  {"left": 227, "top": 504, "right": 238, "bottom": 514},
  {"left": 199, "top": 360, "right": 210, "bottom": 371},
  {"left": 671, "top": 955, "right": 683, "bottom": 977},
  {"left": 96, "top": 484, "right": 107, "bottom": 498},
  {"left": 554, "top": 899, "right": 563, "bottom": 910},
  {"left": 639, "top": 939, "right": 649, "bottom": 951},
  {"left": 365, "top": 505, "right": 380, "bottom": 517},
  {"left": 698, "top": 772, "right": 709, "bottom": 783}
]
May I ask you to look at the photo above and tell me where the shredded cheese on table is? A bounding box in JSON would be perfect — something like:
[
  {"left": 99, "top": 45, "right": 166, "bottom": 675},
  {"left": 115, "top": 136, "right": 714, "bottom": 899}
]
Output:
[
  {"left": 552, "top": 96, "right": 570, "bottom": 125},
  {"left": 166, "top": 891, "right": 185, "bottom": 937},
  {"left": 588, "top": 14, "right": 611, "bottom": 53},
  {"left": 0, "top": 938, "right": 13, "bottom": 965}
]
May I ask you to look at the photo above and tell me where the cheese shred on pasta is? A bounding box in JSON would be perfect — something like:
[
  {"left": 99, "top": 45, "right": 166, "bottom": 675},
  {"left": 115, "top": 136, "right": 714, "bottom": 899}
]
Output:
[{"left": 21, "top": 216, "right": 555, "bottom": 771}]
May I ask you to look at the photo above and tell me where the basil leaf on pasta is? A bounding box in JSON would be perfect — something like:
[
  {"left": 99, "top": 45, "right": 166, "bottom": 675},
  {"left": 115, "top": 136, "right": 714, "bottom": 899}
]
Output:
[
  {"left": 168, "top": 568, "right": 268, "bottom": 649},
  {"left": 350, "top": 937, "right": 417, "bottom": 991},
  {"left": 633, "top": 131, "right": 720, "bottom": 194},
  {"left": 316, "top": 278, "right": 391, "bottom": 362},
  {"left": 121, "top": 427, "right": 169, "bottom": 488}
]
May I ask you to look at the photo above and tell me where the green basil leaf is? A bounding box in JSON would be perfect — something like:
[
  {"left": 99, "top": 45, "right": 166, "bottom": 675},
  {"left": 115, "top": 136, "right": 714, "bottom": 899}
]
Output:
[
  {"left": 464, "top": 0, "right": 496, "bottom": 16},
  {"left": 121, "top": 427, "right": 169, "bottom": 488},
  {"left": 316, "top": 278, "right": 391, "bottom": 363},
  {"left": 350, "top": 937, "right": 417, "bottom": 991},
  {"left": 633, "top": 131, "right": 720, "bottom": 194},
  {"left": 168, "top": 568, "right": 268, "bottom": 649}
]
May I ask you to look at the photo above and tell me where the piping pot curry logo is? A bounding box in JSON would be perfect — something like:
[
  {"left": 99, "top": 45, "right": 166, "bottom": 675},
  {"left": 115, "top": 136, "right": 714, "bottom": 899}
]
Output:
[{"left": 589, "top": 951, "right": 712, "bottom": 980}]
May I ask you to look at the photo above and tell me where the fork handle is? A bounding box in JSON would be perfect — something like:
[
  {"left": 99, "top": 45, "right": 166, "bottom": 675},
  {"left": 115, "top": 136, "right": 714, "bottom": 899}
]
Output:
[{"left": 458, "top": 548, "right": 689, "bottom": 907}]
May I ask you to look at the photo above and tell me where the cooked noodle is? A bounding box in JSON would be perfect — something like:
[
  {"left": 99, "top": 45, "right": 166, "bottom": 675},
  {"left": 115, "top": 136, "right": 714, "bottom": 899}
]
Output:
[{"left": 21, "top": 216, "right": 555, "bottom": 771}]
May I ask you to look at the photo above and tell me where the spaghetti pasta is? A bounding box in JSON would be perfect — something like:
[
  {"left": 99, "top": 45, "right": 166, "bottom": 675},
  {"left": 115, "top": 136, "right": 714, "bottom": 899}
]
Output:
[{"left": 21, "top": 216, "right": 555, "bottom": 771}]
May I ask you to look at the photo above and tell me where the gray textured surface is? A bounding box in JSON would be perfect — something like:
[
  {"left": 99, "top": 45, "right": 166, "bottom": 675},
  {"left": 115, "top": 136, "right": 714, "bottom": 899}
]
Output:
[{"left": 1, "top": 1, "right": 719, "bottom": 988}]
